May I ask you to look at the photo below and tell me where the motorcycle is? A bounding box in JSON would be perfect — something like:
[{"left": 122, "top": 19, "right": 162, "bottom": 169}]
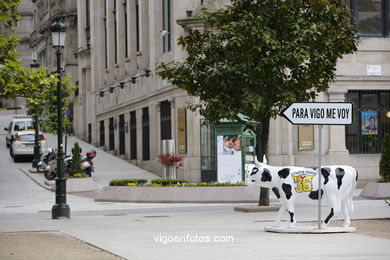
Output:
[
  {"left": 44, "top": 150, "right": 96, "bottom": 180},
  {"left": 36, "top": 148, "right": 56, "bottom": 173}
]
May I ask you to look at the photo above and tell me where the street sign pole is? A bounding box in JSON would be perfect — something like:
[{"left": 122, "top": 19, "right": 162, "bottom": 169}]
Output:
[
  {"left": 282, "top": 102, "right": 353, "bottom": 230},
  {"left": 318, "top": 125, "right": 322, "bottom": 229}
]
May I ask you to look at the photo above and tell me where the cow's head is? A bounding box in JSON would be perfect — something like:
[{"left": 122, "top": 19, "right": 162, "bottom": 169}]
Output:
[{"left": 245, "top": 155, "right": 273, "bottom": 188}]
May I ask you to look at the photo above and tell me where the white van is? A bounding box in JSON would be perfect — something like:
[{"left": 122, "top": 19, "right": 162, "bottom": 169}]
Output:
[{"left": 4, "top": 116, "right": 34, "bottom": 148}]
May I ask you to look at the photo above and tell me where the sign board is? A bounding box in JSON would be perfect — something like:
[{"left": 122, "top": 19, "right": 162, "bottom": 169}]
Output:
[
  {"left": 177, "top": 108, "right": 187, "bottom": 154},
  {"left": 367, "top": 65, "right": 382, "bottom": 76},
  {"left": 298, "top": 125, "right": 314, "bottom": 151},
  {"left": 282, "top": 102, "right": 353, "bottom": 125}
]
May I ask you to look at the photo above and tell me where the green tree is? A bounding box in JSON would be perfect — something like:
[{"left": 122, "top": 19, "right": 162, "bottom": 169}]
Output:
[
  {"left": 38, "top": 76, "right": 77, "bottom": 134},
  {"left": 0, "top": 0, "right": 58, "bottom": 99},
  {"left": 158, "top": 0, "right": 359, "bottom": 205},
  {"left": 379, "top": 134, "right": 390, "bottom": 183},
  {"left": 70, "top": 142, "right": 82, "bottom": 176}
]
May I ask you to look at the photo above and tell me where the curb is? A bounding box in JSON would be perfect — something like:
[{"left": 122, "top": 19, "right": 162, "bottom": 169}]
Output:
[{"left": 20, "top": 168, "right": 53, "bottom": 191}]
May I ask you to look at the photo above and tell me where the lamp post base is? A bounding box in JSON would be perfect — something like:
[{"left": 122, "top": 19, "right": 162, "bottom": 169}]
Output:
[{"left": 52, "top": 204, "right": 70, "bottom": 219}]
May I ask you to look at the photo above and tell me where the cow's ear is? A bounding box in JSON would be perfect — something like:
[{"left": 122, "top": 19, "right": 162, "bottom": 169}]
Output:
[{"left": 250, "top": 167, "right": 259, "bottom": 176}]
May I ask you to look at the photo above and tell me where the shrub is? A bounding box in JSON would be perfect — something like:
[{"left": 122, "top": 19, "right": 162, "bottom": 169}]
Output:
[
  {"left": 151, "top": 179, "right": 188, "bottom": 186},
  {"left": 68, "top": 173, "right": 89, "bottom": 178},
  {"left": 157, "top": 153, "right": 183, "bottom": 168},
  {"left": 379, "top": 134, "right": 390, "bottom": 182},
  {"left": 109, "top": 179, "right": 148, "bottom": 186},
  {"left": 70, "top": 142, "right": 82, "bottom": 176}
]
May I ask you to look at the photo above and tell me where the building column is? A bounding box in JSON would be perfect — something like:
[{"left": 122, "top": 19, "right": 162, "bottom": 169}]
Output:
[
  {"left": 155, "top": 103, "right": 161, "bottom": 154},
  {"left": 327, "top": 86, "right": 349, "bottom": 154}
]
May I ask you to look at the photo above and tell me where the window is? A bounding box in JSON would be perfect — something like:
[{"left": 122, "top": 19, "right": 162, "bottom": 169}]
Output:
[
  {"left": 160, "top": 101, "right": 171, "bottom": 140},
  {"left": 349, "top": 0, "right": 390, "bottom": 37},
  {"left": 346, "top": 90, "right": 390, "bottom": 153},
  {"left": 104, "top": 0, "right": 108, "bottom": 68},
  {"left": 99, "top": 120, "right": 105, "bottom": 147},
  {"left": 113, "top": 0, "right": 118, "bottom": 64},
  {"left": 142, "top": 107, "right": 150, "bottom": 160},
  {"left": 86, "top": 0, "right": 90, "bottom": 47},
  {"left": 88, "top": 123, "right": 92, "bottom": 143},
  {"left": 109, "top": 117, "right": 115, "bottom": 150},
  {"left": 119, "top": 114, "right": 125, "bottom": 155},
  {"left": 130, "top": 111, "right": 137, "bottom": 160},
  {"left": 124, "top": 0, "right": 128, "bottom": 58},
  {"left": 135, "top": 0, "right": 140, "bottom": 52},
  {"left": 162, "top": 0, "right": 172, "bottom": 52}
]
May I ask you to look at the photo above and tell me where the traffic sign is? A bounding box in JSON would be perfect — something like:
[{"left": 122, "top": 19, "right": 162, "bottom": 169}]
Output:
[{"left": 282, "top": 102, "right": 353, "bottom": 125}]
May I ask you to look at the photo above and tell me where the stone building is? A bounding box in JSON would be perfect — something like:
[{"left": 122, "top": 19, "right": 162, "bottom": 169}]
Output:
[
  {"left": 75, "top": 0, "right": 390, "bottom": 184},
  {"left": 30, "top": 0, "right": 78, "bottom": 97}
]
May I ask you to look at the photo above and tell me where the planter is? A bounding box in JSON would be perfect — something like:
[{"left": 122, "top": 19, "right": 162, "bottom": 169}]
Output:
[
  {"left": 95, "top": 186, "right": 258, "bottom": 203},
  {"left": 45, "top": 178, "right": 99, "bottom": 193},
  {"left": 360, "top": 182, "right": 390, "bottom": 199}
]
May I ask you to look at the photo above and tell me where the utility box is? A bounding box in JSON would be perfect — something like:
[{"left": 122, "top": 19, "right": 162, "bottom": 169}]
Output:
[{"left": 215, "top": 122, "right": 256, "bottom": 183}]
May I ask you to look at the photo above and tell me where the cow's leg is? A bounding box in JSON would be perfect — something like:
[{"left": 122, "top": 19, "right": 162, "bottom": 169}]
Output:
[
  {"left": 286, "top": 200, "right": 296, "bottom": 228},
  {"left": 322, "top": 194, "right": 340, "bottom": 228},
  {"left": 273, "top": 204, "right": 286, "bottom": 227},
  {"left": 341, "top": 197, "right": 352, "bottom": 228}
]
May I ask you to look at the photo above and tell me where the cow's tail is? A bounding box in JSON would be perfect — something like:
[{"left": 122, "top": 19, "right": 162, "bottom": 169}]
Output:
[{"left": 350, "top": 167, "right": 359, "bottom": 213}]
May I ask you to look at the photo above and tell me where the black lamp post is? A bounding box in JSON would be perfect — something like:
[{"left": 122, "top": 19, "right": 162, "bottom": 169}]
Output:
[
  {"left": 51, "top": 19, "right": 70, "bottom": 219},
  {"left": 30, "top": 56, "right": 40, "bottom": 169}
]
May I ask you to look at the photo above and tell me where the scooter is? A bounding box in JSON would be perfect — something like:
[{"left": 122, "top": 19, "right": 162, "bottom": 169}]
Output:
[
  {"left": 36, "top": 148, "right": 56, "bottom": 173},
  {"left": 44, "top": 150, "right": 96, "bottom": 180}
]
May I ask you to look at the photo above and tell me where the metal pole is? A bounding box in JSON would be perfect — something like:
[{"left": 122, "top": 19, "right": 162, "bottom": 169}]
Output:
[
  {"left": 32, "top": 115, "right": 40, "bottom": 168},
  {"left": 318, "top": 125, "right": 323, "bottom": 229},
  {"left": 52, "top": 48, "right": 70, "bottom": 219}
]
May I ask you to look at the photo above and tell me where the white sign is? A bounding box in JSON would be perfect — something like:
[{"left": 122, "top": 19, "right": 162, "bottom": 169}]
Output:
[
  {"left": 367, "top": 65, "right": 382, "bottom": 76},
  {"left": 217, "top": 135, "right": 242, "bottom": 183},
  {"left": 282, "top": 102, "right": 353, "bottom": 125}
]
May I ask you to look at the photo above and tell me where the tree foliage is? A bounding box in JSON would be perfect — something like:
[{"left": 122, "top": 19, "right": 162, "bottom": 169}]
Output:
[
  {"left": 158, "top": 0, "right": 359, "bottom": 145},
  {"left": 379, "top": 134, "right": 390, "bottom": 182}
]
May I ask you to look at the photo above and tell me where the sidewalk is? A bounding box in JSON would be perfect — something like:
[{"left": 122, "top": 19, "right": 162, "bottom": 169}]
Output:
[{"left": 22, "top": 133, "right": 159, "bottom": 192}]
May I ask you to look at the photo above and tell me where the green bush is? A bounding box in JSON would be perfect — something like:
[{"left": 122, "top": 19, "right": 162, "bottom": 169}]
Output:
[
  {"left": 379, "top": 134, "right": 390, "bottom": 182},
  {"left": 70, "top": 142, "right": 82, "bottom": 176},
  {"left": 151, "top": 179, "right": 189, "bottom": 186},
  {"left": 109, "top": 179, "right": 148, "bottom": 186},
  {"left": 6, "top": 106, "right": 21, "bottom": 110}
]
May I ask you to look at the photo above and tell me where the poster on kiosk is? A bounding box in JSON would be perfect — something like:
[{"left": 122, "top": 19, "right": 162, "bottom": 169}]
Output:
[{"left": 217, "top": 135, "right": 242, "bottom": 183}]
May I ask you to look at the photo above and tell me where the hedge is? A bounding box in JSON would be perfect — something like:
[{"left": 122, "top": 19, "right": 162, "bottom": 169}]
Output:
[{"left": 109, "top": 179, "right": 148, "bottom": 186}]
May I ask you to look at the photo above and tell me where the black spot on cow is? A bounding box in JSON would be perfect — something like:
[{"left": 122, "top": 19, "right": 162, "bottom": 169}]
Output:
[
  {"left": 282, "top": 183, "right": 292, "bottom": 200},
  {"left": 308, "top": 189, "right": 324, "bottom": 200},
  {"left": 321, "top": 167, "right": 331, "bottom": 185},
  {"left": 261, "top": 168, "right": 272, "bottom": 182},
  {"left": 288, "top": 211, "right": 294, "bottom": 223},
  {"left": 272, "top": 187, "right": 280, "bottom": 199},
  {"left": 325, "top": 208, "right": 334, "bottom": 224},
  {"left": 278, "top": 168, "right": 290, "bottom": 179},
  {"left": 356, "top": 170, "right": 359, "bottom": 182},
  {"left": 250, "top": 167, "right": 258, "bottom": 176},
  {"left": 336, "top": 167, "right": 345, "bottom": 189}
]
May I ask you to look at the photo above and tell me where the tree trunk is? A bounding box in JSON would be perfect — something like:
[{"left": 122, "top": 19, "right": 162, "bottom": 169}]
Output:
[{"left": 256, "top": 115, "right": 271, "bottom": 206}]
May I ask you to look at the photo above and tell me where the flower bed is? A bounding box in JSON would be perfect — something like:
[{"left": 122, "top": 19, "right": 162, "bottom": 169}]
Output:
[{"left": 108, "top": 178, "right": 246, "bottom": 187}]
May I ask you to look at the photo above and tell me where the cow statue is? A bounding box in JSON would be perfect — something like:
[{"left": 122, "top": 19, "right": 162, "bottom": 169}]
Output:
[{"left": 246, "top": 156, "right": 358, "bottom": 229}]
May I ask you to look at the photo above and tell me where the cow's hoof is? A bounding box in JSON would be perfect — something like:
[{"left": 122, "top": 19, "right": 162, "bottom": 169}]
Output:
[
  {"left": 288, "top": 223, "right": 296, "bottom": 228},
  {"left": 343, "top": 223, "right": 350, "bottom": 229},
  {"left": 321, "top": 223, "right": 328, "bottom": 229}
]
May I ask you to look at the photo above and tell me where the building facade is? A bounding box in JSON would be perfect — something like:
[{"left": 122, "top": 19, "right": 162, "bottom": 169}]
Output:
[
  {"left": 30, "top": 0, "right": 78, "bottom": 99},
  {"left": 75, "top": 0, "right": 390, "bottom": 184}
]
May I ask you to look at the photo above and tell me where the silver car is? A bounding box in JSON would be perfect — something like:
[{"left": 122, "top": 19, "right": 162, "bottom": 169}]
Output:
[{"left": 10, "top": 131, "right": 48, "bottom": 162}]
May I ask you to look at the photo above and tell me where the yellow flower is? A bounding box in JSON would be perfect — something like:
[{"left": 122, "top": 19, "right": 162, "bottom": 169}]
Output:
[{"left": 127, "top": 183, "right": 137, "bottom": 186}]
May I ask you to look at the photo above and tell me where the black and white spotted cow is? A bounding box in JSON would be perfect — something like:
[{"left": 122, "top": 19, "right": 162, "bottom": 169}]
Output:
[{"left": 246, "top": 157, "right": 358, "bottom": 228}]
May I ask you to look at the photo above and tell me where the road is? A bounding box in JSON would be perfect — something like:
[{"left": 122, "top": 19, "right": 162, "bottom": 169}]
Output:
[{"left": 1, "top": 113, "right": 390, "bottom": 260}]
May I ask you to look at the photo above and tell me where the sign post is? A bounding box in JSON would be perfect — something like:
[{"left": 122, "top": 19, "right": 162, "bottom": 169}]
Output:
[{"left": 282, "top": 102, "right": 353, "bottom": 229}]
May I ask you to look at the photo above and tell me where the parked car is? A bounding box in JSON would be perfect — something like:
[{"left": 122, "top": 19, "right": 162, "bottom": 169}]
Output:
[
  {"left": 10, "top": 131, "right": 48, "bottom": 162},
  {"left": 4, "top": 116, "right": 34, "bottom": 148}
]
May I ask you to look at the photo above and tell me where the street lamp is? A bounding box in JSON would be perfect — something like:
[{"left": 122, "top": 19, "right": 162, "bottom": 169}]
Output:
[
  {"left": 30, "top": 56, "right": 40, "bottom": 169},
  {"left": 51, "top": 18, "right": 70, "bottom": 219}
]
